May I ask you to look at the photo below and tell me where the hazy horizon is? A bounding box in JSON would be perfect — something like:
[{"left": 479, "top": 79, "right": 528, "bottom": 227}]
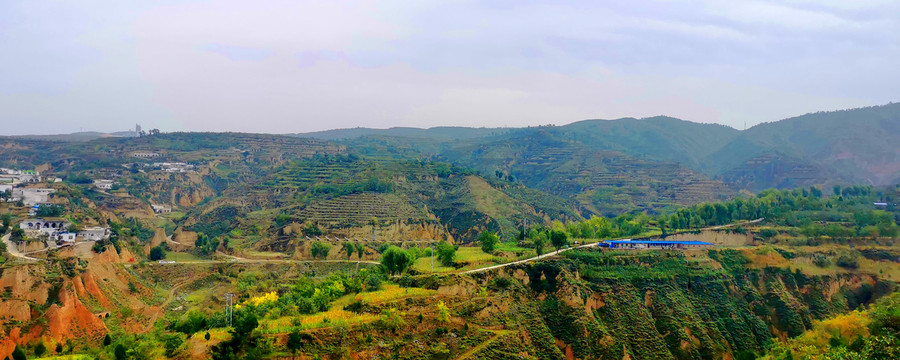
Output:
[{"left": 2, "top": 1, "right": 899, "bottom": 135}]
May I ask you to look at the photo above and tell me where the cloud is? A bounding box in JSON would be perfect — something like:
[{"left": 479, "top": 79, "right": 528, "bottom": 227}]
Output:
[{"left": 0, "top": 0, "right": 897, "bottom": 134}]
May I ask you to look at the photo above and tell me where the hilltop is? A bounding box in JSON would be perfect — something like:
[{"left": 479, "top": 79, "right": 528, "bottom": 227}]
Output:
[{"left": 292, "top": 102, "right": 900, "bottom": 193}]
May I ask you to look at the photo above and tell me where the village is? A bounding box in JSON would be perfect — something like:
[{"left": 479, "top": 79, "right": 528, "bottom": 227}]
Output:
[{"left": 0, "top": 157, "right": 191, "bottom": 258}]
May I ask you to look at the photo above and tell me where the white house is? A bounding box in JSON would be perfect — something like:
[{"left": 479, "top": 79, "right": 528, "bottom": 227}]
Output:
[
  {"left": 132, "top": 151, "right": 160, "bottom": 158},
  {"left": 151, "top": 204, "right": 172, "bottom": 214},
  {"left": 78, "top": 227, "right": 110, "bottom": 241},
  {"left": 56, "top": 232, "right": 77, "bottom": 242},
  {"left": 94, "top": 179, "right": 114, "bottom": 190},
  {"left": 12, "top": 188, "right": 56, "bottom": 205},
  {"left": 20, "top": 218, "right": 71, "bottom": 237}
]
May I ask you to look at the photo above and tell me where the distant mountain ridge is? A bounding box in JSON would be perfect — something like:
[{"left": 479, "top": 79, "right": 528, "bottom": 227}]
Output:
[
  {"left": 7, "top": 103, "right": 897, "bottom": 193},
  {"left": 293, "top": 102, "right": 900, "bottom": 191}
]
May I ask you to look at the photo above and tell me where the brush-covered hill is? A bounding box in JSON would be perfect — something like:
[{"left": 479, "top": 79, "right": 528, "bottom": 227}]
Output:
[
  {"left": 185, "top": 154, "right": 582, "bottom": 248},
  {"left": 710, "top": 103, "right": 900, "bottom": 190},
  {"left": 435, "top": 128, "right": 736, "bottom": 216},
  {"left": 301, "top": 123, "right": 739, "bottom": 216},
  {"left": 295, "top": 102, "right": 900, "bottom": 194}
]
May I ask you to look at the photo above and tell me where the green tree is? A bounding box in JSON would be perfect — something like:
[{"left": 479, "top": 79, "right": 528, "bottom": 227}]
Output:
[
  {"left": 114, "top": 344, "right": 127, "bottom": 360},
  {"left": 286, "top": 331, "right": 303, "bottom": 359},
  {"left": 380, "top": 246, "right": 413, "bottom": 276},
  {"left": 34, "top": 343, "right": 46, "bottom": 357},
  {"left": 341, "top": 242, "right": 356, "bottom": 260},
  {"left": 310, "top": 241, "right": 330, "bottom": 259},
  {"left": 550, "top": 230, "right": 568, "bottom": 252},
  {"left": 11, "top": 346, "right": 25, "bottom": 360},
  {"left": 149, "top": 246, "right": 166, "bottom": 261},
  {"left": 356, "top": 244, "right": 365, "bottom": 259},
  {"left": 204, "top": 332, "right": 211, "bottom": 341},
  {"left": 9, "top": 227, "right": 25, "bottom": 242},
  {"left": 302, "top": 223, "right": 322, "bottom": 237},
  {"left": 103, "top": 334, "right": 112, "bottom": 346},
  {"left": 435, "top": 241, "right": 457, "bottom": 266},
  {"left": 532, "top": 233, "right": 547, "bottom": 255},
  {"left": 478, "top": 231, "right": 499, "bottom": 254}
]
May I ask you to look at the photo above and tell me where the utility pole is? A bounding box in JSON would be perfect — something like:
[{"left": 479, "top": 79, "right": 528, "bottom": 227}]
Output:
[{"left": 224, "top": 293, "right": 235, "bottom": 327}]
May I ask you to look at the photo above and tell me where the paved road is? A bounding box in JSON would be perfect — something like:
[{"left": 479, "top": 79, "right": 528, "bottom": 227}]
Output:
[
  {"left": 1, "top": 233, "right": 40, "bottom": 262},
  {"left": 463, "top": 218, "right": 765, "bottom": 275}
]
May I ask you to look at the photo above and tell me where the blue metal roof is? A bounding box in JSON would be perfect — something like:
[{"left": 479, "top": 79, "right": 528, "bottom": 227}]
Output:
[{"left": 600, "top": 240, "right": 714, "bottom": 245}]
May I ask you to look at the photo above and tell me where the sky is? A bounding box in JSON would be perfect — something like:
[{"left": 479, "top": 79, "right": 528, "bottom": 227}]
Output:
[{"left": 1, "top": 0, "right": 898, "bottom": 135}]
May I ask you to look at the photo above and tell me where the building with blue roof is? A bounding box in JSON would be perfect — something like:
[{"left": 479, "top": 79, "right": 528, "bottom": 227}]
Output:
[{"left": 598, "top": 239, "right": 714, "bottom": 250}]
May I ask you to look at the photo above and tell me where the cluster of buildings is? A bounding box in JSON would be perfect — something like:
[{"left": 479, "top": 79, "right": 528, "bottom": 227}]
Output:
[
  {"left": 0, "top": 168, "right": 63, "bottom": 206},
  {"left": 93, "top": 179, "right": 115, "bottom": 190},
  {"left": 18, "top": 218, "right": 110, "bottom": 245},
  {"left": 0, "top": 168, "right": 42, "bottom": 184},
  {"left": 4, "top": 187, "right": 57, "bottom": 206},
  {"left": 152, "top": 162, "right": 194, "bottom": 173}
]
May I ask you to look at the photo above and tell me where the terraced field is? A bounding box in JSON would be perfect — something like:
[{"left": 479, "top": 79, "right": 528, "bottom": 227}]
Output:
[{"left": 299, "top": 193, "right": 423, "bottom": 226}]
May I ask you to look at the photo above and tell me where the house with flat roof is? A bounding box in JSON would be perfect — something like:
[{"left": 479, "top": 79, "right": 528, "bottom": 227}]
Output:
[
  {"left": 78, "top": 227, "right": 110, "bottom": 241},
  {"left": 20, "top": 218, "right": 71, "bottom": 237}
]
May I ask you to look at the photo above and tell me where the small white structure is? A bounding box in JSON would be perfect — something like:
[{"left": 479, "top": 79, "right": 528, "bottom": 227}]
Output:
[
  {"left": 20, "top": 218, "right": 71, "bottom": 238},
  {"left": 78, "top": 227, "right": 110, "bottom": 241},
  {"left": 12, "top": 188, "right": 56, "bottom": 205},
  {"left": 132, "top": 151, "right": 160, "bottom": 158},
  {"left": 151, "top": 204, "right": 172, "bottom": 214},
  {"left": 0, "top": 169, "right": 41, "bottom": 184},
  {"left": 56, "top": 232, "right": 77, "bottom": 242},
  {"left": 152, "top": 162, "right": 194, "bottom": 173},
  {"left": 94, "top": 179, "right": 114, "bottom": 190}
]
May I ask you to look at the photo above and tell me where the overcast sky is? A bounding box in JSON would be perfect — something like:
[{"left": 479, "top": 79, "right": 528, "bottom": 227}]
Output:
[{"left": 1, "top": 0, "right": 898, "bottom": 135}]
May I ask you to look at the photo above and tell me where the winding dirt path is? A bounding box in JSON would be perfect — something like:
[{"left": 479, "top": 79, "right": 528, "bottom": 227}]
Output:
[{"left": 1, "top": 233, "right": 40, "bottom": 262}]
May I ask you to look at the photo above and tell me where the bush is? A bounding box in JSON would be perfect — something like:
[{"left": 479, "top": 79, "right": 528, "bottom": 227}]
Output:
[
  {"left": 836, "top": 253, "right": 859, "bottom": 269},
  {"left": 812, "top": 254, "right": 831, "bottom": 268},
  {"left": 435, "top": 241, "right": 457, "bottom": 266},
  {"left": 149, "top": 245, "right": 166, "bottom": 261},
  {"left": 310, "top": 241, "right": 330, "bottom": 259},
  {"left": 380, "top": 246, "right": 413, "bottom": 275},
  {"left": 366, "top": 274, "right": 383, "bottom": 291},
  {"left": 478, "top": 231, "right": 499, "bottom": 253}
]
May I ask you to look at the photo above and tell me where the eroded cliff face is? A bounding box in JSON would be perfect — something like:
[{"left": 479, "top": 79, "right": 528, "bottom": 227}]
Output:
[
  {"left": 474, "top": 250, "right": 895, "bottom": 360},
  {"left": 0, "top": 246, "right": 156, "bottom": 359}
]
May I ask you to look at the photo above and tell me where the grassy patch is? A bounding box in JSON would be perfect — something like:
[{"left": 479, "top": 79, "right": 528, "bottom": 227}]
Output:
[{"left": 163, "top": 251, "right": 203, "bottom": 262}]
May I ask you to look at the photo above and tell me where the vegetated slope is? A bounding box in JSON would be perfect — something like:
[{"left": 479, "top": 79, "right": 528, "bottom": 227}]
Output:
[
  {"left": 462, "top": 248, "right": 894, "bottom": 360},
  {"left": 709, "top": 103, "right": 900, "bottom": 190},
  {"left": 294, "top": 126, "right": 509, "bottom": 141},
  {"left": 437, "top": 128, "right": 735, "bottom": 216},
  {"left": 292, "top": 103, "right": 900, "bottom": 193},
  {"left": 548, "top": 116, "right": 740, "bottom": 171},
  {"left": 187, "top": 154, "right": 582, "bottom": 245}
]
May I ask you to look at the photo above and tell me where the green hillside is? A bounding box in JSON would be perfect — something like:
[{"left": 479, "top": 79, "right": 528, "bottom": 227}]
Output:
[
  {"left": 709, "top": 103, "right": 900, "bottom": 189},
  {"left": 192, "top": 155, "right": 582, "bottom": 245}
]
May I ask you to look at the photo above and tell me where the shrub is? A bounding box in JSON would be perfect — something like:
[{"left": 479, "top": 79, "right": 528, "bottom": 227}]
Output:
[
  {"left": 478, "top": 231, "right": 499, "bottom": 253},
  {"left": 366, "top": 274, "right": 382, "bottom": 291},
  {"left": 380, "top": 246, "right": 413, "bottom": 276},
  {"left": 837, "top": 253, "right": 860, "bottom": 269},
  {"left": 310, "top": 241, "right": 330, "bottom": 259},
  {"left": 435, "top": 241, "right": 457, "bottom": 266},
  {"left": 812, "top": 254, "right": 831, "bottom": 268},
  {"left": 149, "top": 246, "right": 166, "bottom": 261}
]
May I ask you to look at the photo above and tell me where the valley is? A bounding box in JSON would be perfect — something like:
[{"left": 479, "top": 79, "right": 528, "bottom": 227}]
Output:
[{"left": 0, "top": 104, "right": 898, "bottom": 359}]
